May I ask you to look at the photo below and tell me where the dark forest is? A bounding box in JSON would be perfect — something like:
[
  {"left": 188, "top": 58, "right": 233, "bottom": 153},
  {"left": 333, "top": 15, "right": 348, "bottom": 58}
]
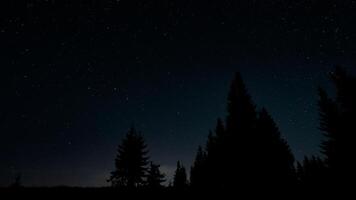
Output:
[{"left": 1, "top": 0, "right": 356, "bottom": 196}]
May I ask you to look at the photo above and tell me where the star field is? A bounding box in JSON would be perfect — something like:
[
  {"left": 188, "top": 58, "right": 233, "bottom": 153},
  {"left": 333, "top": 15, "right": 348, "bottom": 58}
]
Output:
[{"left": 1, "top": 0, "right": 356, "bottom": 187}]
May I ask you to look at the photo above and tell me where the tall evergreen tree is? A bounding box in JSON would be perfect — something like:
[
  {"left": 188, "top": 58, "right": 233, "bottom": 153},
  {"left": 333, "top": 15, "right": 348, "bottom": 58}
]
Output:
[
  {"left": 318, "top": 67, "right": 356, "bottom": 184},
  {"left": 225, "top": 72, "right": 258, "bottom": 187},
  {"left": 191, "top": 72, "right": 297, "bottom": 190},
  {"left": 330, "top": 67, "right": 356, "bottom": 179},
  {"left": 188, "top": 72, "right": 302, "bottom": 191},
  {"left": 108, "top": 126, "right": 149, "bottom": 188},
  {"left": 318, "top": 87, "right": 338, "bottom": 170},
  {"left": 173, "top": 161, "right": 188, "bottom": 190},
  {"left": 146, "top": 162, "right": 165, "bottom": 189}
]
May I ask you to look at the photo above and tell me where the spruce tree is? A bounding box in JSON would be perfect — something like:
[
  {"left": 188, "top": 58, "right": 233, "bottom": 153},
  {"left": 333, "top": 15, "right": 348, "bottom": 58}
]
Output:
[
  {"left": 146, "top": 162, "right": 165, "bottom": 189},
  {"left": 108, "top": 126, "right": 149, "bottom": 188},
  {"left": 318, "top": 67, "right": 356, "bottom": 184},
  {"left": 173, "top": 161, "right": 188, "bottom": 190},
  {"left": 225, "top": 72, "right": 258, "bottom": 187},
  {"left": 318, "top": 87, "right": 338, "bottom": 170},
  {"left": 191, "top": 72, "right": 297, "bottom": 190}
]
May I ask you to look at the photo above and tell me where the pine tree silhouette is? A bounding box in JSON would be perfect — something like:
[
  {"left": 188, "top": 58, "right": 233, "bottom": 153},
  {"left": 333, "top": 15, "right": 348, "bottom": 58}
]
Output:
[
  {"left": 191, "top": 72, "right": 297, "bottom": 191},
  {"left": 225, "top": 72, "right": 258, "bottom": 188},
  {"left": 318, "top": 66, "right": 356, "bottom": 186},
  {"left": 108, "top": 126, "right": 149, "bottom": 188},
  {"left": 146, "top": 162, "right": 165, "bottom": 190},
  {"left": 318, "top": 87, "right": 338, "bottom": 171},
  {"left": 173, "top": 161, "right": 188, "bottom": 190}
]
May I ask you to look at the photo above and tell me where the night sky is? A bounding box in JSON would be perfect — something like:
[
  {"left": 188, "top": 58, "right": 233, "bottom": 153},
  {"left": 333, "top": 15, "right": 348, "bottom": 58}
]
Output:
[{"left": 1, "top": 0, "right": 356, "bottom": 187}]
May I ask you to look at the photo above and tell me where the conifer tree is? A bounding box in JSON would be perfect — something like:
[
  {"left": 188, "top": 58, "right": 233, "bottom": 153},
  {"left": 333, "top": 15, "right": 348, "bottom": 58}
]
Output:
[
  {"left": 224, "top": 72, "right": 258, "bottom": 187},
  {"left": 173, "top": 161, "right": 188, "bottom": 190},
  {"left": 146, "top": 162, "right": 165, "bottom": 189},
  {"left": 318, "top": 67, "right": 356, "bottom": 184},
  {"left": 108, "top": 126, "right": 149, "bottom": 188}
]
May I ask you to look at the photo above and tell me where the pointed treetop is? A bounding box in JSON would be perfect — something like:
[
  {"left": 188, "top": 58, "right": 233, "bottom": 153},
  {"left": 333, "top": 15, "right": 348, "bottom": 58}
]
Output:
[
  {"left": 228, "top": 72, "right": 249, "bottom": 99},
  {"left": 226, "top": 71, "right": 257, "bottom": 132},
  {"left": 173, "top": 161, "right": 188, "bottom": 189}
]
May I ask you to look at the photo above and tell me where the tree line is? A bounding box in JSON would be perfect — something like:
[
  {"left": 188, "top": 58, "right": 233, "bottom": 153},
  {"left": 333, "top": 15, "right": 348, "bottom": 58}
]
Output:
[{"left": 108, "top": 67, "right": 354, "bottom": 192}]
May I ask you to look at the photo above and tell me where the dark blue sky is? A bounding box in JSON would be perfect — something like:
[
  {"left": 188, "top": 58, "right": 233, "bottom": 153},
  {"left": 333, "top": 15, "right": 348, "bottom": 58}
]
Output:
[{"left": 1, "top": 0, "right": 356, "bottom": 187}]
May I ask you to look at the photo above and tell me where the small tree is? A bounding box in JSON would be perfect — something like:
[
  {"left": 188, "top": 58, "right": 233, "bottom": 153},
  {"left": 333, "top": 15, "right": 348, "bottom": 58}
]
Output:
[
  {"left": 173, "top": 161, "right": 188, "bottom": 190},
  {"left": 108, "top": 126, "right": 149, "bottom": 188},
  {"left": 146, "top": 162, "right": 165, "bottom": 189}
]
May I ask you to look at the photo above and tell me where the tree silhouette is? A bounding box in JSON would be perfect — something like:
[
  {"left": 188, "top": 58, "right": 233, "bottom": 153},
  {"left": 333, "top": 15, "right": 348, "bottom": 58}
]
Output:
[
  {"left": 318, "top": 66, "right": 356, "bottom": 185},
  {"left": 108, "top": 126, "right": 149, "bottom": 188},
  {"left": 146, "top": 162, "right": 165, "bottom": 189},
  {"left": 173, "top": 161, "right": 188, "bottom": 190},
  {"left": 224, "top": 72, "right": 258, "bottom": 187},
  {"left": 318, "top": 87, "right": 338, "bottom": 171},
  {"left": 190, "top": 72, "right": 298, "bottom": 190}
]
